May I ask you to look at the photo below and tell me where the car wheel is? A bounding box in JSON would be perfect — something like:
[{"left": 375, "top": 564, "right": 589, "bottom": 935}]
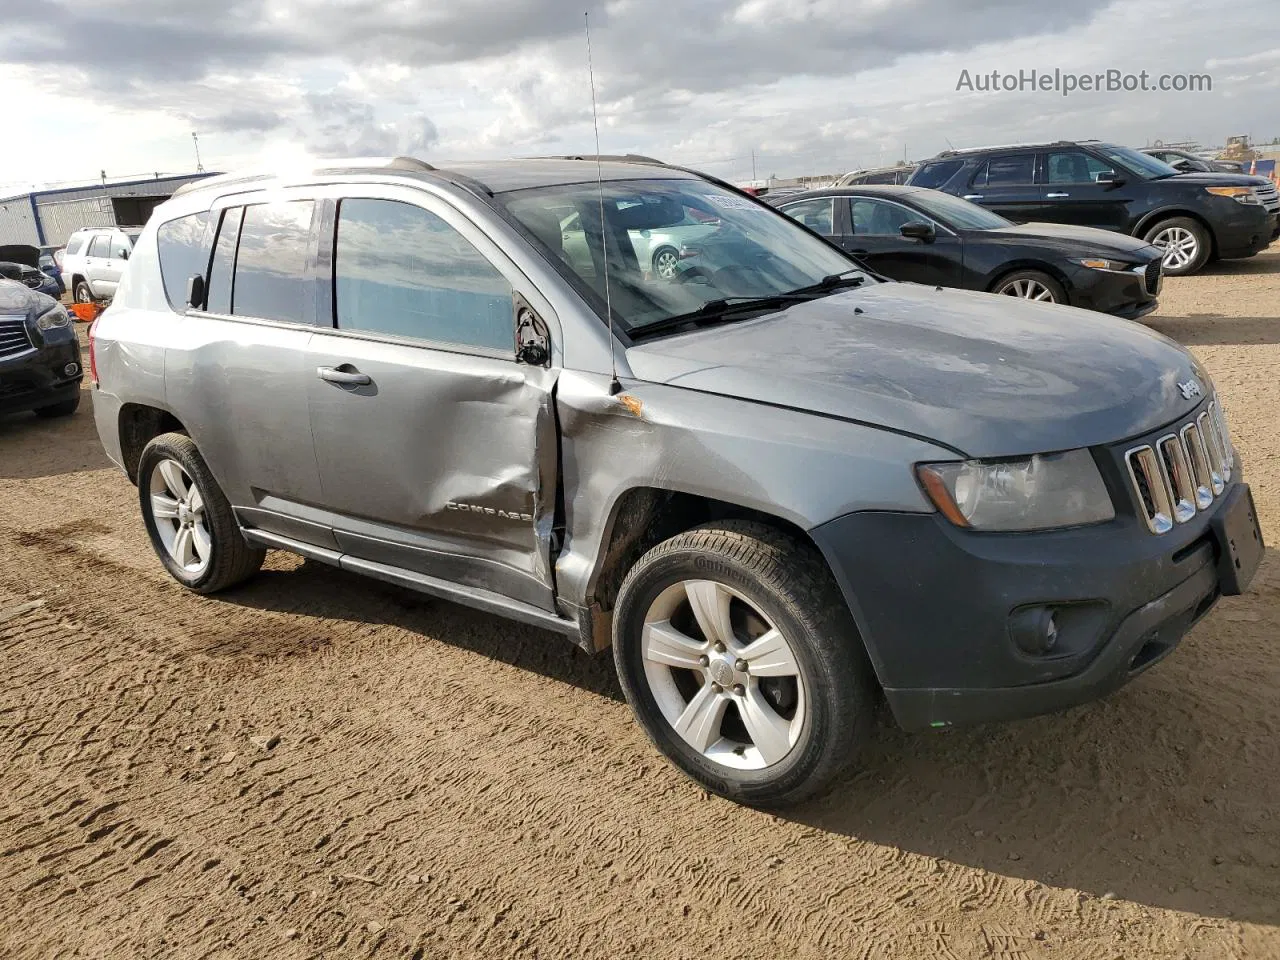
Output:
[
  {"left": 74, "top": 281, "right": 93, "bottom": 303},
  {"left": 652, "top": 246, "right": 680, "bottom": 280},
  {"left": 137, "top": 431, "right": 265, "bottom": 593},
  {"left": 612, "top": 520, "right": 875, "bottom": 807},
  {"left": 1144, "top": 217, "right": 1210, "bottom": 276},
  {"left": 992, "top": 270, "right": 1066, "bottom": 304},
  {"left": 33, "top": 396, "right": 80, "bottom": 418}
]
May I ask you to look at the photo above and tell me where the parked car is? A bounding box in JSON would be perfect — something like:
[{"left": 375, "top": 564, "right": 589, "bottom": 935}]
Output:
[
  {"left": 908, "top": 140, "right": 1279, "bottom": 275},
  {"left": 0, "top": 279, "right": 82, "bottom": 419},
  {"left": 0, "top": 245, "right": 63, "bottom": 299},
  {"left": 61, "top": 227, "right": 142, "bottom": 303},
  {"left": 774, "top": 185, "right": 1163, "bottom": 318},
  {"left": 38, "top": 248, "right": 66, "bottom": 296},
  {"left": 1140, "top": 147, "right": 1244, "bottom": 174},
  {"left": 834, "top": 164, "right": 917, "bottom": 186},
  {"left": 90, "top": 156, "right": 1262, "bottom": 806}
]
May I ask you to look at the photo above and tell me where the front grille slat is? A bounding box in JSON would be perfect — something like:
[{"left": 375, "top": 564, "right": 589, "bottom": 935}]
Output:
[
  {"left": 0, "top": 316, "right": 34, "bottom": 359},
  {"left": 1143, "top": 261, "right": 1162, "bottom": 296},
  {"left": 1125, "top": 397, "right": 1236, "bottom": 534}
]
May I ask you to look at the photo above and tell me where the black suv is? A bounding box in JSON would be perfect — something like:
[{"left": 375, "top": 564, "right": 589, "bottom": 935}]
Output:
[
  {"left": 0, "top": 279, "right": 82, "bottom": 420},
  {"left": 908, "top": 141, "right": 1279, "bottom": 275}
]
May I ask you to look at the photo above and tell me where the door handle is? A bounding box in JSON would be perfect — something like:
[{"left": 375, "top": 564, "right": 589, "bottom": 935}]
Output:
[
  {"left": 1046, "top": 192, "right": 1070, "bottom": 198},
  {"left": 963, "top": 194, "right": 983, "bottom": 200},
  {"left": 317, "top": 366, "right": 372, "bottom": 386}
]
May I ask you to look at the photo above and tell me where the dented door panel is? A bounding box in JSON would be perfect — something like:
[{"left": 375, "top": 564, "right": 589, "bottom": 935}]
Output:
[{"left": 307, "top": 331, "right": 560, "bottom": 611}]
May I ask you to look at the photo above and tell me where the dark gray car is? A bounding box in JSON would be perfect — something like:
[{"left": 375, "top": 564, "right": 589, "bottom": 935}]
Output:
[{"left": 89, "top": 157, "right": 1264, "bottom": 806}]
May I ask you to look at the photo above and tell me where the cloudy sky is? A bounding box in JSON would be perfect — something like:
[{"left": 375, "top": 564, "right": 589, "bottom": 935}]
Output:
[{"left": 1, "top": 0, "right": 1277, "bottom": 193}]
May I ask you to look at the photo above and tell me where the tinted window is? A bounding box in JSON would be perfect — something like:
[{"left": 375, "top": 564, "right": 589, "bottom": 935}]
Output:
[
  {"left": 65, "top": 236, "right": 86, "bottom": 256},
  {"left": 850, "top": 198, "right": 918, "bottom": 235},
  {"left": 779, "top": 198, "right": 834, "bottom": 235},
  {"left": 88, "top": 235, "right": 110, "bottom": 258},
  {"left": 232, "top": 201, "right": 315, "bottom": 324},
  {"left": 975, "top": 155, "right": 1035, "bottom": 187},
  {"left": 910, "top": 191, "right": 1011, "bottom": 230},
  {"left": 334, "top": 198, "right": 513, "bottom": 351},
  {"left": 1045, "top": 151, "right": 1117, "bottom": 183},
  {"left": 912, "top": 160, "right": 963, "bottom": 189},
  {"left": 156, "top": 211, "right": 214, "bottom": 310},
  {"left": 205, "top": 207, "right": 243, "bottom": 315}
]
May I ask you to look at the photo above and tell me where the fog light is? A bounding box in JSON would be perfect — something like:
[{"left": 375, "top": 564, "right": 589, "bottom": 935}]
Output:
[
  {"left": 1010, "top": 606, "right": 1058, "bottom": 655},
  {"left": 64, "top": 362, "right": 79, "bottom": 376}
]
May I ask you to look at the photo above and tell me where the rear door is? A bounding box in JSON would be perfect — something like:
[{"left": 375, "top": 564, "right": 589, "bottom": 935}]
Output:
[
  {"left": 1038, "top": 149, "right": 1134, "bottom": 230},
  {"left": 837, "top": 196, "right": 963, "bottom": 285},
  {"left": 166, "top": 194, "right": 333, "bottom": 548},
  {"left": 305, "top": 187, "right": 561, "bottom": 611},
  {"left": 963, "top": 153, "right": 1043, "bottom": 222}
]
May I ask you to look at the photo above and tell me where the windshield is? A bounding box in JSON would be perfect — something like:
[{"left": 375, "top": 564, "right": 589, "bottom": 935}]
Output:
[
  {"left": 909, "top": 190, "right": 1011, "bottom": 230},
  {"left": 499, "top": 178, "right": 862, "bottom": 333},
  {"left": 1096, "top": 145, "right": 1179, "bottom": 180}
]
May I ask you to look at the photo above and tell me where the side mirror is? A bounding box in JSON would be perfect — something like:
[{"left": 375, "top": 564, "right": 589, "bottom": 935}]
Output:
[
  {"left": 185, "top": 274, "right": 205, "bottom": 310},
  {"left": 900, "top": 221, "right": 936, "bottom": 243},
  {"left": 119, "top": 249, "right": 129, "bottom": 261},
  {"left": 1096, "top": 172, "right": 1125, "bottom": 188}
]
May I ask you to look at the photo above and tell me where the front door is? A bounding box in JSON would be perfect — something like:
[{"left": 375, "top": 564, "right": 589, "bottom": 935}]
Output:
[
  {"left": 837, "top": 196, "right": 964, "bottom": 285},
  {"left": 1038, "top": 150, "right": 1135, "bottom": 231},
  {"left": 306, "top": 191, "right": 560, "bottom": 611},
  {"left": 84, "top": 234, "right": 113, "bottom": 297}
]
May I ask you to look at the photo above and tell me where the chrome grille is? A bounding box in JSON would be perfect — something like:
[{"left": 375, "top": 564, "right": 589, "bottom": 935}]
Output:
[
  {"left": 0, "top": 314, "right": 35, "bottom": 359},
  {"left": 1253, "top": 182, "right": 1279, "bottom": 213},
  {"left": 1125, "top": 400, "right": 1233, "bottom": 534}
]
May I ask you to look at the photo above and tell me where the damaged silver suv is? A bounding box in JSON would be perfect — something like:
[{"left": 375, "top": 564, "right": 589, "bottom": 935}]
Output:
[{"left": 90, "top": 156, "right": 1263, "bottom": 806}]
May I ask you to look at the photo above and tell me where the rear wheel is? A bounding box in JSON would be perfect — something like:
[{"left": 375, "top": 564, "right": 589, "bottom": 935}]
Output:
[
  {"left": 1144, "top": 217, "right": 1210, "bottom": 276},
  {"left": 652, "top": 246, "right": 680, "bottom": 280},
  {"left": 992, "top": 269, "right": 1066, "bottom": 304},
  {"left": 137, "top": 432, "right": 265, "bottom": 593},
  {"left": 612, "top": 521, "right": 875, "bottom": 807},
  {"left": 74, "top": 280, "right": 93, "bottom": 303}
]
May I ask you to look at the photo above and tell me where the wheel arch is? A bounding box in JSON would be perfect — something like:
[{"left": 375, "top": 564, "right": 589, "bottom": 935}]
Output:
[
  {"left": 118, "top": 403, "right": 188, "bottom": 484},
  {"left": 984, "top": 261, "right": 1074, "bottom": 299},
  {"left": 1132, "top": 209, "right": 1218, "bottom": 256}
]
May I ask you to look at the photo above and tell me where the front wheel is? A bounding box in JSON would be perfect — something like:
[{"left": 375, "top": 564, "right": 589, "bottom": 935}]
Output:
[
  {"left": 652, "top": 246, "right": 680, "bottom": 280},
  {"left": 1144, "top": 217, "right": 1210, "bottom": 276},
  {"left": 137, "top": 432, "right": 265, "bottom": 593},
  {"left": 612, "top": 521, "right": 875, "bottom": 807},
  {"left": 992, "top": 269, "right": 1066, "bottom": 303}
]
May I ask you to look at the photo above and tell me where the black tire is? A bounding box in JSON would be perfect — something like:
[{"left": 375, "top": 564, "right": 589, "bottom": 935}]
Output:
[
  {"left": 137, "top": 432, "right": 265, "bottom": 593},
  {"left": 74, "top": 280, "right": 93, "bottom": 304},
  {"left": 651, "top": 246, "right": 680, "bottom": 280},
  {"left": 612, "top": 520, "right": 876, "bottom": 807},
  {"left": 990, "top": 269, "right": 1067, "bottom": 304},
  {"left": 34, "top": 395, "right": 80, "bottom": 418},
  {"left": 1142, "top": 216, "right": 1211, "bottom": 276}
]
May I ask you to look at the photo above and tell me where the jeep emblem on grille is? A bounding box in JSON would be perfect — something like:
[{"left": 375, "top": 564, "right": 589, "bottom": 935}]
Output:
[{"left": 1177, "top": 378, "right": 1202, "bottom": 400}]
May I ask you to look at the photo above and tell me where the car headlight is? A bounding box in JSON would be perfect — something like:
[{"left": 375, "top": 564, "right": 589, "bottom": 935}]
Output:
[
  {"left": 1204, "top": 186, "right": 1260, "bottom": 205},
  {"left": 916, "top": 449, "right": 1115, "bottom": 531},
  {"left": 35, "top": 304, "right": 71, "bottom": 330},
  {"left": 1074, "top": 258, "right": 1134, "bottom": 271}
]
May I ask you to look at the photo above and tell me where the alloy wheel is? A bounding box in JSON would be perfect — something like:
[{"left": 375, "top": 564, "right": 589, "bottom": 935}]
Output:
[
  {"left": 148, "top": 459, "right": 211, "bottom": 575},
  {"left": 641, "top": 579, "right": 806, "bottom": 771},
  {"left": 997, "top": 278, "right": 1056, "bottom": 301},
  {"left": 1151, "top": 226, "right": 1199, "bottom": 271},
  {"left": 654, "top": 250, "right": 680, "bottom": 280}
]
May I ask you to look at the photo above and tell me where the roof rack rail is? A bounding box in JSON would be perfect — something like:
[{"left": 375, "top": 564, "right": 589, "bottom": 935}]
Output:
[
  {"left": 538, "top": 154, "right": 666, "bottom": 165},
  {"left": 935, "top": 139, "right": 1079, "bottom": 157},
  {"left": 171, "top": 156, "right": 437, "bottom": 197}
]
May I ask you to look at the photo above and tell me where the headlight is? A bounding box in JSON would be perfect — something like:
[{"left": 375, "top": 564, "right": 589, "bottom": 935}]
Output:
[
  {"left": 916, "top": 449, "right": 1115, "bottom": 531},
  {"left": 1074, "top": 258, "right": 1133, "bottom": 271},
  {"left": 35, "top": 304, "right": 71, "bottom": 330},
  {"left": 1204, "top": 186, "right": 1260, "bottom": 205}
]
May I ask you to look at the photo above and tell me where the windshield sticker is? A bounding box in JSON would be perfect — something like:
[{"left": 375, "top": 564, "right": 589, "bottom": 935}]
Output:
[{"left": 707, "top": 195, "right": 757, "bottom": 210}]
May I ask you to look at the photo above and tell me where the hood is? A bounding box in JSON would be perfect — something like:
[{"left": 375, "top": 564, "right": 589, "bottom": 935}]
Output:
[
  {"left": 1164, "top": 171, "right": 1273, "bottom": 188},
  {"left": 0, "top": 277, "right": 53, "bottom": 315},
  {"left": 0, "top": 244, "right": 40, "bottom": 268},
  {"left": 626, "top": 282, "right": 1205, "bottom": 458},
  {"left": 981, "top": 221, "right": 1161, "bottom": 259}
]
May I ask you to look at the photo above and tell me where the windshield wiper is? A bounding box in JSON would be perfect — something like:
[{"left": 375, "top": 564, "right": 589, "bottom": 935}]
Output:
[{"left": 630, "top": 272, "right": 868, "bottom": 340}]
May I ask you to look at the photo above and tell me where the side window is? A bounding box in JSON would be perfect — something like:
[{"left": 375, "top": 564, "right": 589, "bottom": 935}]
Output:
[
  {"left": 780, "top": 198, "right": 834, "bottom": 236},
  {"left": 850, "top": 199, "right": 917, "bottom": 236},
  {"left": 205, "top": 207, "right": 243, "bottom": 315},
  {"left": 87, "top": 235, "right": 110, "bottom": 258},
  {"left": 155, "top": 211, "right": 214, "bottom": 310},
  {"left": 334, "top": 198, "right": 514, "bottom": 352},
  {"left": 1045, "top": 151, "right": 1117, "bottom": 184},
  {"left": 973, "top": 155, "right": 1035, "bottom": 188},
  {"left": 912, "top": 160, "right": 963, "bottom": 189},
  {"left": 65, "top": 236, "right": 86, "bottom": 256},
  {"left": 231, "top": 201, "right": 316, "bottom": 324}
]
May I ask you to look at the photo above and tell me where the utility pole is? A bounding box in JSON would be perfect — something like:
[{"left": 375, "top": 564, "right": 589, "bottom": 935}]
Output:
[
  {"left": 192, "top": 132, "right": 205, "bottom": 173},
  {"left": 752, "top": 150, "right": 757, "bottom": 181}
]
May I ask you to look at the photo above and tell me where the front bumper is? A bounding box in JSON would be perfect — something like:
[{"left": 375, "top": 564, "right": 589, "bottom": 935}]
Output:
[
  {"left": 1064, "top": 260, "right": 1160, "bottom": 318},
  {"left": 0, "top": 333, "right": 82, "bottom": 416},
  {"left": 1213, "top": 204, "right": 1274, "bottom": 259},
  {"left": 812, "top": 468, "right": 1259, "bottom": 732}
]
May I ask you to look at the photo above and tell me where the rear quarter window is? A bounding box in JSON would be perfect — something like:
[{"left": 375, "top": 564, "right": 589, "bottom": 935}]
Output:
[
  {"left": 156, "top": 212, "right": 215, "bottom": 311},
  {"left": 65, "top": 236, "right": 86, "bottom": 256}
]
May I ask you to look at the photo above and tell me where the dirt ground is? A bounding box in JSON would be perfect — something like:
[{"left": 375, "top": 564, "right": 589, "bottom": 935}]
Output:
[{"left": 2, "top": 250, "right": 1278, "bottom": 960}]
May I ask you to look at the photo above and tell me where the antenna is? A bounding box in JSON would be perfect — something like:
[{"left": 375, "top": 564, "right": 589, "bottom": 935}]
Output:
[
  {"left": 585, "top": 11, "right": 622, "bottom": 395},
  {"left": 192, "top": 132, "right": 205, "bottom": 173}
]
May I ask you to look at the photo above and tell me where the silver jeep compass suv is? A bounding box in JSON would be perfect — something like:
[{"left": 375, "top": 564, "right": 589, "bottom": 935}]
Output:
[{"left": 90, "top": 156, "right": 1263, "bottom": 806}]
